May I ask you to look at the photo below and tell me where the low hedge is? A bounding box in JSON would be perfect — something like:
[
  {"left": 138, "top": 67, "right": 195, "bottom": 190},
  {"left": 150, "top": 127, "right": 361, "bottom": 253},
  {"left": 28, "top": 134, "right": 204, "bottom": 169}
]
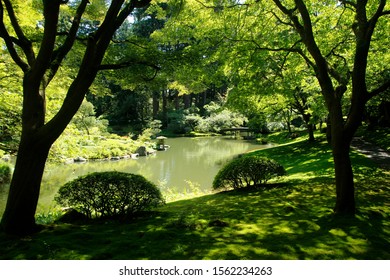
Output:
[
  {"left": 213, "top": 155, "right": 286, "bottom": 190},
  {"left": 55, "top": 171, "right": 165, "bottom": 219}
]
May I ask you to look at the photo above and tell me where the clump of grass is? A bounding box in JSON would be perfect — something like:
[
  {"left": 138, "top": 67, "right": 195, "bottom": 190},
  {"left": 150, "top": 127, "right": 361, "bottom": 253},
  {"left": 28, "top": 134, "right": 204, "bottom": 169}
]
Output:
[{"left": 35, "top": 211, "right": 63, "bottom": 225}]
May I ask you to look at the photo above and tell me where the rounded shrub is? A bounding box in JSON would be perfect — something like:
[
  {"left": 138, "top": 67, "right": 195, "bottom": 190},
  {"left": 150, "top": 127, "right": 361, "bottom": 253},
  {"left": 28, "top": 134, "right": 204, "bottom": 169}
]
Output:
[
  {"left": 55, "top": 171, "right": 165, "bottom": 219},
  {"left": 0, "top": 163, "right": 11, "bottom": 184},
  {"left": 212, "top": 155, "right": 286, "bottom": 190}
]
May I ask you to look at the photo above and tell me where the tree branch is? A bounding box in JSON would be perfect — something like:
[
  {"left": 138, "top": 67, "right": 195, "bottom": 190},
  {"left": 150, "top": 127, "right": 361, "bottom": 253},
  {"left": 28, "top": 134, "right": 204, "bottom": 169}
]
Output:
[
  {"left": 2, "top": 0, "right": 35, "bottom": 65},
  {"left": 0, "top": 1, "right": 29, "bottom": 71},
  {"left": 114, "top": 0, "right": 151, "bottom": 30},
  {"left": 110, "top": 38, "right": 149, "bottom": 49},
  {"left": 98, "top": 59, "right": 160, "bottom": 71},
  {"left": 48, "top": 0, "right": 90, "bottom": 84},
  {"left": 327, "top": 50, "right": 351, "bottom": 86},
  {"left": 29, "top": 0, "right": 62, "bottom": 87},
  {"left": 269, "top": 10, "right": 294, "bottom": 28},
  {"left": 340, "top": 0, "right": 357, "bottom": 9},
  {"left": 193, "top": 0, "right": 251, "bottom": 10},
  {"left": 252, "top": 38, "right": 316, "bottom": 70},
  {"left": 368, "top": 0, "right": 388, "bottom": 29},
  {"left": 368, "top": 79, "right": 390, "bottom": 100}
]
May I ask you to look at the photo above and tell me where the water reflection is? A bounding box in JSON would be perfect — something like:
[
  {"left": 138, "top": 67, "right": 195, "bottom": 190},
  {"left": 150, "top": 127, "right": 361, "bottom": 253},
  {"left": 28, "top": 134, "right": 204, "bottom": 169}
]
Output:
[{"left": 0, "top": 137, "right": 269, "bottom": 215}]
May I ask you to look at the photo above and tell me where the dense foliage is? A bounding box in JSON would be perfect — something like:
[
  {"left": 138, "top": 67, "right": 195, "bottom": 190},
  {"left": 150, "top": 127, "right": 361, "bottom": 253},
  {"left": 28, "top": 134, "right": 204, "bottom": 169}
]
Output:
[
  {"left": 213, "top": 155, "right": 286, "bottom": 190},
  {"left": 55, "top": 171, "right": 165, "bottom": 219}
]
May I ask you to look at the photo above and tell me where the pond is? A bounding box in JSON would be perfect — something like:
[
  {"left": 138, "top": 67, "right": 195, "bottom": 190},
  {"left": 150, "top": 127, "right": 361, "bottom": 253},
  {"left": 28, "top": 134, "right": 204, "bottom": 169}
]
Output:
[{"left": 0, "top": 137, "right": 270, "bottom": 216}]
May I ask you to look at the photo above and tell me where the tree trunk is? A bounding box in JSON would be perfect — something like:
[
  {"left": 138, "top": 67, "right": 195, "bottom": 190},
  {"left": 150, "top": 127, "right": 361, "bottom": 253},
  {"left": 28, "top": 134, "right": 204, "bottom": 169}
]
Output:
[
  {"left": 174, "top": 91, "right": 180, "bottom": 110},
  {"left": 286, "top": 121, "right": 292, "bottom": 134},
  {"left": 1, "top": 137, "right": 50, "bottom": 234},
  {"left": 183, "top": 94, "right": 191, "bottom": 109},
  {"left": 307, "top": 124, "right": 315, "bottom": 142},
  {"left": 330, "top": 108, "right": 355, "bottom": 215},
  {"left": 162, "top": 89, "right": 168, "bottom": 127},
  {"left": 152, "top": 91, "right": 159, "bottom": 119},
  {"left": 332, "top": 138, "right": 355, "bottom": 215}
]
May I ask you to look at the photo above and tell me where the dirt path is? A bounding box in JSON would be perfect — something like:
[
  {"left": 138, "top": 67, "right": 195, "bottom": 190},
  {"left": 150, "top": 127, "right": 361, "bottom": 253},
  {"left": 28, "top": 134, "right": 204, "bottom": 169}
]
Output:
[{"left": 351, "top": 137, "right": 390, "bottom": 171}]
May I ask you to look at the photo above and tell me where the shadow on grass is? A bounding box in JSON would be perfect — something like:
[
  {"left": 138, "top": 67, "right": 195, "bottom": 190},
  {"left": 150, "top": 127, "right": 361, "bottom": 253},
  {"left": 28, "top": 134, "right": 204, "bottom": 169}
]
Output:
[{"left": 1, "top": 175, "right": 389, "bottom": 260}]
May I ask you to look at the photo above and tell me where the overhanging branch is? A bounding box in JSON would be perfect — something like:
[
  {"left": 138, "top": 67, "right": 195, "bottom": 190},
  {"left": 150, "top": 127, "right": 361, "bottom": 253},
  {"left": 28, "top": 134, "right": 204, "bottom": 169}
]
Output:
[
  {"left": 98, "top": 60, "right": 160, "bottom": 71},
  {"left": 368, "top": 79, "right": 390, "bottom": 100}
]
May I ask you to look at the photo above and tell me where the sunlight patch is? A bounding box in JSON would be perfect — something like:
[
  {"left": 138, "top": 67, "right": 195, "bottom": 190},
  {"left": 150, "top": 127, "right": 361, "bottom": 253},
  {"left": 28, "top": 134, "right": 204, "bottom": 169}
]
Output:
[{"left": 329, "top": 228, "right": 347, "bottom": 237}]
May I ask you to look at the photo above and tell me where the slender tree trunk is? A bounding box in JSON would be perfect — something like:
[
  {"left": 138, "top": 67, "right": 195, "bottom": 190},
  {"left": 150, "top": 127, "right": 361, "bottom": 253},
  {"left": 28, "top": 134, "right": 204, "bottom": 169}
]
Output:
[
  {"left": 152, "top": 91, "right": 159, "bottom": 119},
  {"left": 183, "top": 94, "right": 191, "bottom": 109},
  {"left": 303, "top": 114, "right": 315, "bottom": 141},
  {"left": 174, "top": 92, "right": 180, "bottom": 110},
  {"left": 162, "top": 89, "right": 168, "bottom": 127},
  {"left": 307, "top": 124, "right": 315, "bottom": 142}
]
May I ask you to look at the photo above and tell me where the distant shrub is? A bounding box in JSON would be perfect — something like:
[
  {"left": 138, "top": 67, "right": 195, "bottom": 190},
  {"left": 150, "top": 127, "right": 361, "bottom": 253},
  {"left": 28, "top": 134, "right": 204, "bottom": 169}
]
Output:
[
  {"left": 267, "top": 122, "right": 285, "bottom": 132},
  {"left": 55, "top": 171, "right": 165, "bottom": 219},
  {"left": 213, "top": 155, "right": 286, "bottom": 190},
  {"left": 0, "top": 163, "right": 11, "bottom": 184}
]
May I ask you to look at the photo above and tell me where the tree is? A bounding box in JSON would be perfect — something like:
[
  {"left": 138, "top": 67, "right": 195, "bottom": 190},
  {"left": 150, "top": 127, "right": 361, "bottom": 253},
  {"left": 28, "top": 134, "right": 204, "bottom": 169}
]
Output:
[
  {"left": 290, "top": 88, "right": 316, "bottom": 141},
  {"left": 269, "top": 0, "right": 390, "bottom": 214},
  {"left": 155, "top": 0, "right": 390, "bottom": 214},
  {"left": 0, "top": 0, "right": 152, "bottom": 235},
  {"left": 72, "top": 100, "right": 108, "bottom": 135}
]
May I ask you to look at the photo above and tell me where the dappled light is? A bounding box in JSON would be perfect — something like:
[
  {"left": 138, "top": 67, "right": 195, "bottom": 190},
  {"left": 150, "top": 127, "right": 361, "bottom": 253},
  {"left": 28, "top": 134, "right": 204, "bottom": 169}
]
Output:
[{"left": 2, "top": 170, "right": 389, "bottom": 259}]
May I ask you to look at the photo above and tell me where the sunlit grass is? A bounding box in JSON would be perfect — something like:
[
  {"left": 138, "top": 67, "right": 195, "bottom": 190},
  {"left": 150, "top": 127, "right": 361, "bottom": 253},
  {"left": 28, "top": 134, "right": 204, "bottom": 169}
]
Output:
[{"left": 1, "top": 135, "right": 389, "bottom": 260}]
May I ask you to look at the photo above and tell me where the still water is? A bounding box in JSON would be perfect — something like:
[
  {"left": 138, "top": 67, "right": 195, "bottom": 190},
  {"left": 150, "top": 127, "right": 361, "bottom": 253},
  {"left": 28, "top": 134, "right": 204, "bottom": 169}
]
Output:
[{"left": 0, "top": 137, "right": 269, "bottom": 215}]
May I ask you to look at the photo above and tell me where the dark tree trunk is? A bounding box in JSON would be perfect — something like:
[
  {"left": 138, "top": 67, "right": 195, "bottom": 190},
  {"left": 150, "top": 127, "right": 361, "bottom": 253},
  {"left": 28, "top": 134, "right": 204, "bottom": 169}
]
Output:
[
  {"left": 183, "top": 94, "right": 191, "bottom": 109},
  {"left": 152, "top": 91, "right": 159, "bottom": 119},
  {"left": 286, "top": 121, "right": 292, "bottom": 134},
  {"left": 332, "top": 135, "right": 355, "bottom": 214},
  {"left": 174, "top": 92, "right": 180, "bottom": 110},
  {"left": 330, "top": 105, "right": 355, "bottom": 215},
  {"left": 162, "top": 89, "right": 168, "bottom": 127},
  {"left": 1, "top": 139, "right": 50, "bottom": 234},
  {"left": 307, "top": 124, "right": 315, "bottom": 142}
]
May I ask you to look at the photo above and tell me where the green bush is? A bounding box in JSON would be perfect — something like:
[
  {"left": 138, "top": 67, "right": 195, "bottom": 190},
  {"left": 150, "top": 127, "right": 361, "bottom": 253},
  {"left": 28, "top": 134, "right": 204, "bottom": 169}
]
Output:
[
  {"left": 0, "top": 163, "right": 11, "bottom": 184},
  {"left": 213, "top": 155, "right": 286, "bottom": 190},
  {"left": 55, "top": 171, "right": 165, "bottom": 219}
]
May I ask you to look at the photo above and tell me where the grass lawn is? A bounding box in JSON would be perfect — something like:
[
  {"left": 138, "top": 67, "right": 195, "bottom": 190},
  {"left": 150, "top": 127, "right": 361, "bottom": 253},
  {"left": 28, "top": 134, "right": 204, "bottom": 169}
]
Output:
[{"left": 1, "top": 133, "right": 389, "bottom": 259}]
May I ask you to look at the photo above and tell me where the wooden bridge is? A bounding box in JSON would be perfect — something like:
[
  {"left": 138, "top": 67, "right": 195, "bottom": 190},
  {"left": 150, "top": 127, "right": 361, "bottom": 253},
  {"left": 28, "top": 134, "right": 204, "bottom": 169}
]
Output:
[{"left": 220, "top": 127, "right": 255, "bottom": 139}]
